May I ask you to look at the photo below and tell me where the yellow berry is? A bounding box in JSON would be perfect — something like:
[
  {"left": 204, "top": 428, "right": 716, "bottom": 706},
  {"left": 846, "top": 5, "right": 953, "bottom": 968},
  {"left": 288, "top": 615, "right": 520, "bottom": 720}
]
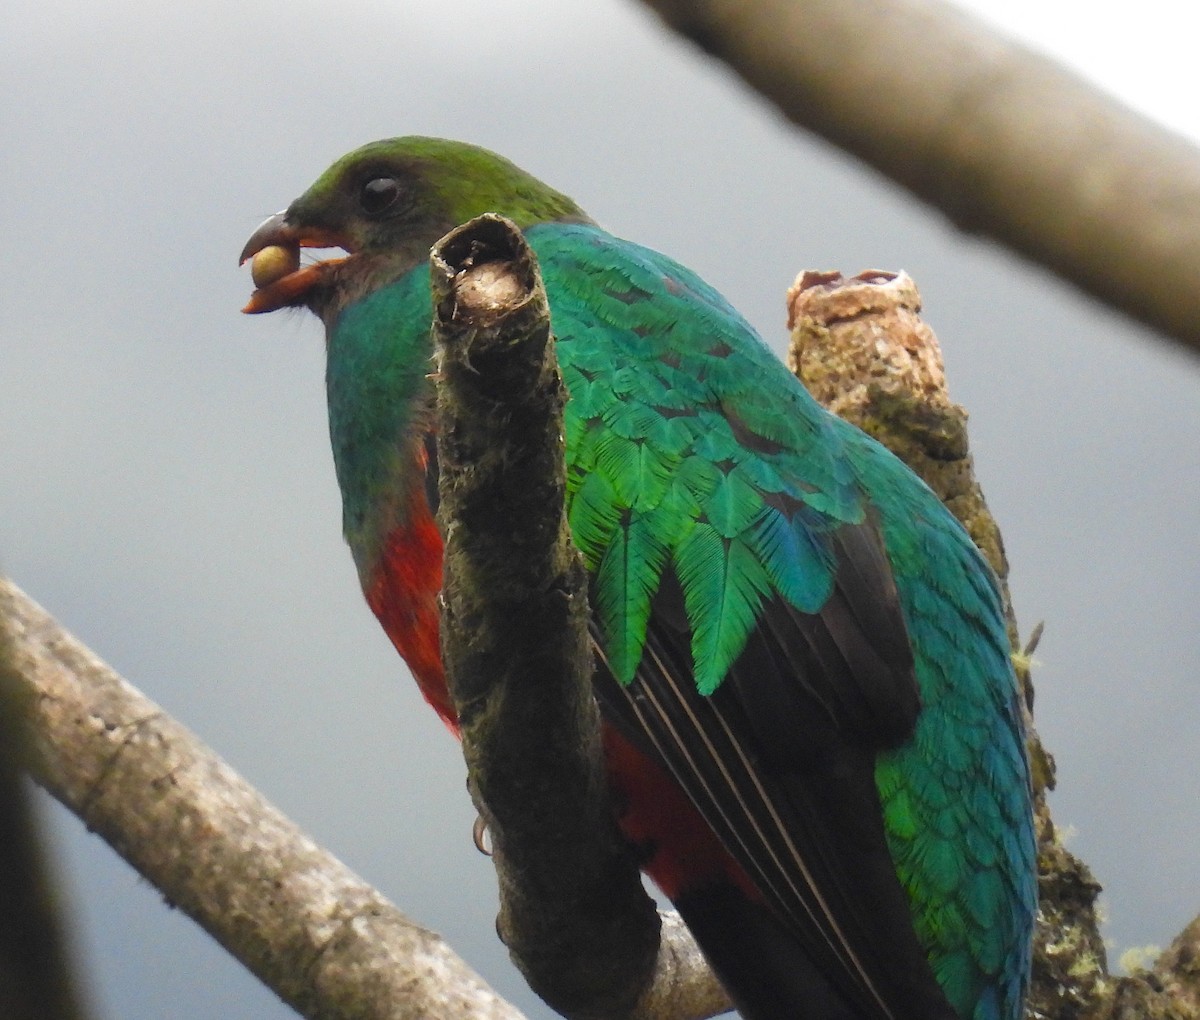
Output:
[{"left": 250, "top": 244, "right": 300, "bottom": 288}]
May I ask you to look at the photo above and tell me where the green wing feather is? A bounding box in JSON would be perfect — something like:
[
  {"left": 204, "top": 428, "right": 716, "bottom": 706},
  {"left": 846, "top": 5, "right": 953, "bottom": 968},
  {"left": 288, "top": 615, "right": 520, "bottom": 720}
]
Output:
[{"left": 533, "top": 223, "right": 859, "bottom": 693}]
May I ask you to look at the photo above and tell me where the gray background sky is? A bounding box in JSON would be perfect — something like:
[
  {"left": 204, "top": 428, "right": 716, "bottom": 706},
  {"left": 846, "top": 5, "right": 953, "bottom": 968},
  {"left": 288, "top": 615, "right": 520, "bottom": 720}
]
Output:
[{"left": 3, "top": 1, "right": 1197, "bottom": 1017}]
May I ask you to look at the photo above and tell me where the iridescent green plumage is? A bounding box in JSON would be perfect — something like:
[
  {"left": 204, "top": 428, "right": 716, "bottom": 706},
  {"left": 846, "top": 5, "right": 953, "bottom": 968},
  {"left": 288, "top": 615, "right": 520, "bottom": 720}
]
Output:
[
  {"left": 536, "top": 224, "right": 1035, "bottom": 1017},
  {"left": 242, "top": 137, "right": 1035, "bottom": 1020}
]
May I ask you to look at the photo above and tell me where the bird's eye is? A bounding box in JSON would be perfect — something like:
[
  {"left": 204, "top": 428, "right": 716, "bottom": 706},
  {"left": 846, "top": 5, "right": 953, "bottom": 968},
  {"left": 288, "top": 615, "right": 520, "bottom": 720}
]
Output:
[{"left": 360, "top": 176, "right": 402, "bottom": 215}]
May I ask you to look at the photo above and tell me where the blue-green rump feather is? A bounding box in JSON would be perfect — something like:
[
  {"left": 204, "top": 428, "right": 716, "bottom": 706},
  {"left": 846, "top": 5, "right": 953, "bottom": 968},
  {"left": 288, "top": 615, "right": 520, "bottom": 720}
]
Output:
[{"left": 846, "top": 433, "right": 1035, "bottom": 1019}]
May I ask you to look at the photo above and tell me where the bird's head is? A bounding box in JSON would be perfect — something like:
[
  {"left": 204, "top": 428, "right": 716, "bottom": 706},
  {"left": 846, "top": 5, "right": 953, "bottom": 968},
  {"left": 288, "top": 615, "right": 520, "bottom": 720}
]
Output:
[{"left": 239, "top": 136, "right": 586, "bottom": 318}]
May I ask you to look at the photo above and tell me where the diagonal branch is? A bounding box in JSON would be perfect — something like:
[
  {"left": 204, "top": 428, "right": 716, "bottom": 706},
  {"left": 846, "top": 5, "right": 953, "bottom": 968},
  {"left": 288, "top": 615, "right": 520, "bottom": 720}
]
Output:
[
  {"left": 0, "top": 577, "right": 526, "bottom": 1020},
  {"left": 636, "top": 0, "right": 1200, "bottom": 353}
]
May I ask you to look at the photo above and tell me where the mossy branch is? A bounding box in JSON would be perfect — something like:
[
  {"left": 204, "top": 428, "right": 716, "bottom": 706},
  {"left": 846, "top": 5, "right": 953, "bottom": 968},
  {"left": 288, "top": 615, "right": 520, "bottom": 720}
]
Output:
[
  {"left": 788, "top": 269, "right": 1200, "bottom": 1020},
  {"left": 430, "top": 213, "right": 728, "bottom": 1020}
]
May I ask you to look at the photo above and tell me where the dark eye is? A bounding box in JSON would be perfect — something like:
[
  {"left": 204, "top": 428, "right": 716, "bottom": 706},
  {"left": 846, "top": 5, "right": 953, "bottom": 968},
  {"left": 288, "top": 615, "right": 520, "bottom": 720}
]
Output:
[{"left": 360, "top": 176, "right": 402, "bottom": 215}]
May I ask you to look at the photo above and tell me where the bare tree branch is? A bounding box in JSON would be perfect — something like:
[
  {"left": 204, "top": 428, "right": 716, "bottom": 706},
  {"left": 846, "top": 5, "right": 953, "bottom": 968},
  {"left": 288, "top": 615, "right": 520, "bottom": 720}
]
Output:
[
  {"left": 635, "top": 0, "right": 1200, "bottom": 354},
  {"left": 430, "top": 213, "right": 729, "bottom": 1020},
  {"left": 0, "top": 577, "right": 527, "bottom": 1020}
]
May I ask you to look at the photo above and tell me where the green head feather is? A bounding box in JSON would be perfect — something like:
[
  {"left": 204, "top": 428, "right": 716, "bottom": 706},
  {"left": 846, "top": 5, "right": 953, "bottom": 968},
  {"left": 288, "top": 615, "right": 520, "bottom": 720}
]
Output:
[{"left": 288, "top": 136, "right": 589, "bottom": 258}]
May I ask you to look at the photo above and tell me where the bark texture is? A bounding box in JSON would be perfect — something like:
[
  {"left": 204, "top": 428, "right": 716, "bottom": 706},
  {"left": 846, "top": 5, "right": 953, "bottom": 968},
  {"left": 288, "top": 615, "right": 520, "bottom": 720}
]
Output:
[
  {"left": 0, "top": 577, "right": 526, "bottom": 1020},
  {"left": 787, "top": 269, "right": 1199, "bottom": 1020},
  {"left": 0, "top": 610, "right": 90, "bottom": 1020},
  {"left": 431, "top": 213, "right": 729, "bottom": 1020}
]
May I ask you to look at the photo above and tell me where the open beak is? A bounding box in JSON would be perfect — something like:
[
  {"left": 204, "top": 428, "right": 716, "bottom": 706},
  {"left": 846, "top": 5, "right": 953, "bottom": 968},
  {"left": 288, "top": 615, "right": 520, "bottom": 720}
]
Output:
[{"left": 239, "top": 211, "right": 352, "bottom": 314}]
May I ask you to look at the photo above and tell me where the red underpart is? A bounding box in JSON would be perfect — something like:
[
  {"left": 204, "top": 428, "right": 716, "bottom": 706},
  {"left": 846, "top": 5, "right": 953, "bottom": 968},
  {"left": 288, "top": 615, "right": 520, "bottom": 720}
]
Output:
[
  {"left": 363, "top": 481, "right": 759, "bottom": 904},
  {"left": 364, "top": 506, "right": 457, "bottom": 733}
]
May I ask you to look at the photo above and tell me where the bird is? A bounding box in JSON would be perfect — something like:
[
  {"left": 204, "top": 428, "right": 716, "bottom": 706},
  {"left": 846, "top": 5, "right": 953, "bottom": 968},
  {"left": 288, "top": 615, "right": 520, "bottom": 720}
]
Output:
[{"left": 239, "top": 137, "right": 1035, "bottom": 1020}]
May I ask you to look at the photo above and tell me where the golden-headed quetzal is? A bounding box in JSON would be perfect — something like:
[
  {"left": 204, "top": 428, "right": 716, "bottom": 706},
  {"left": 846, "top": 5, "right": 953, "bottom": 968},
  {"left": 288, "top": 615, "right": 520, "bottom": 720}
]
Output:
[{"left": 240, "top": 137, "right": 1035, "bottom": 1020}]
